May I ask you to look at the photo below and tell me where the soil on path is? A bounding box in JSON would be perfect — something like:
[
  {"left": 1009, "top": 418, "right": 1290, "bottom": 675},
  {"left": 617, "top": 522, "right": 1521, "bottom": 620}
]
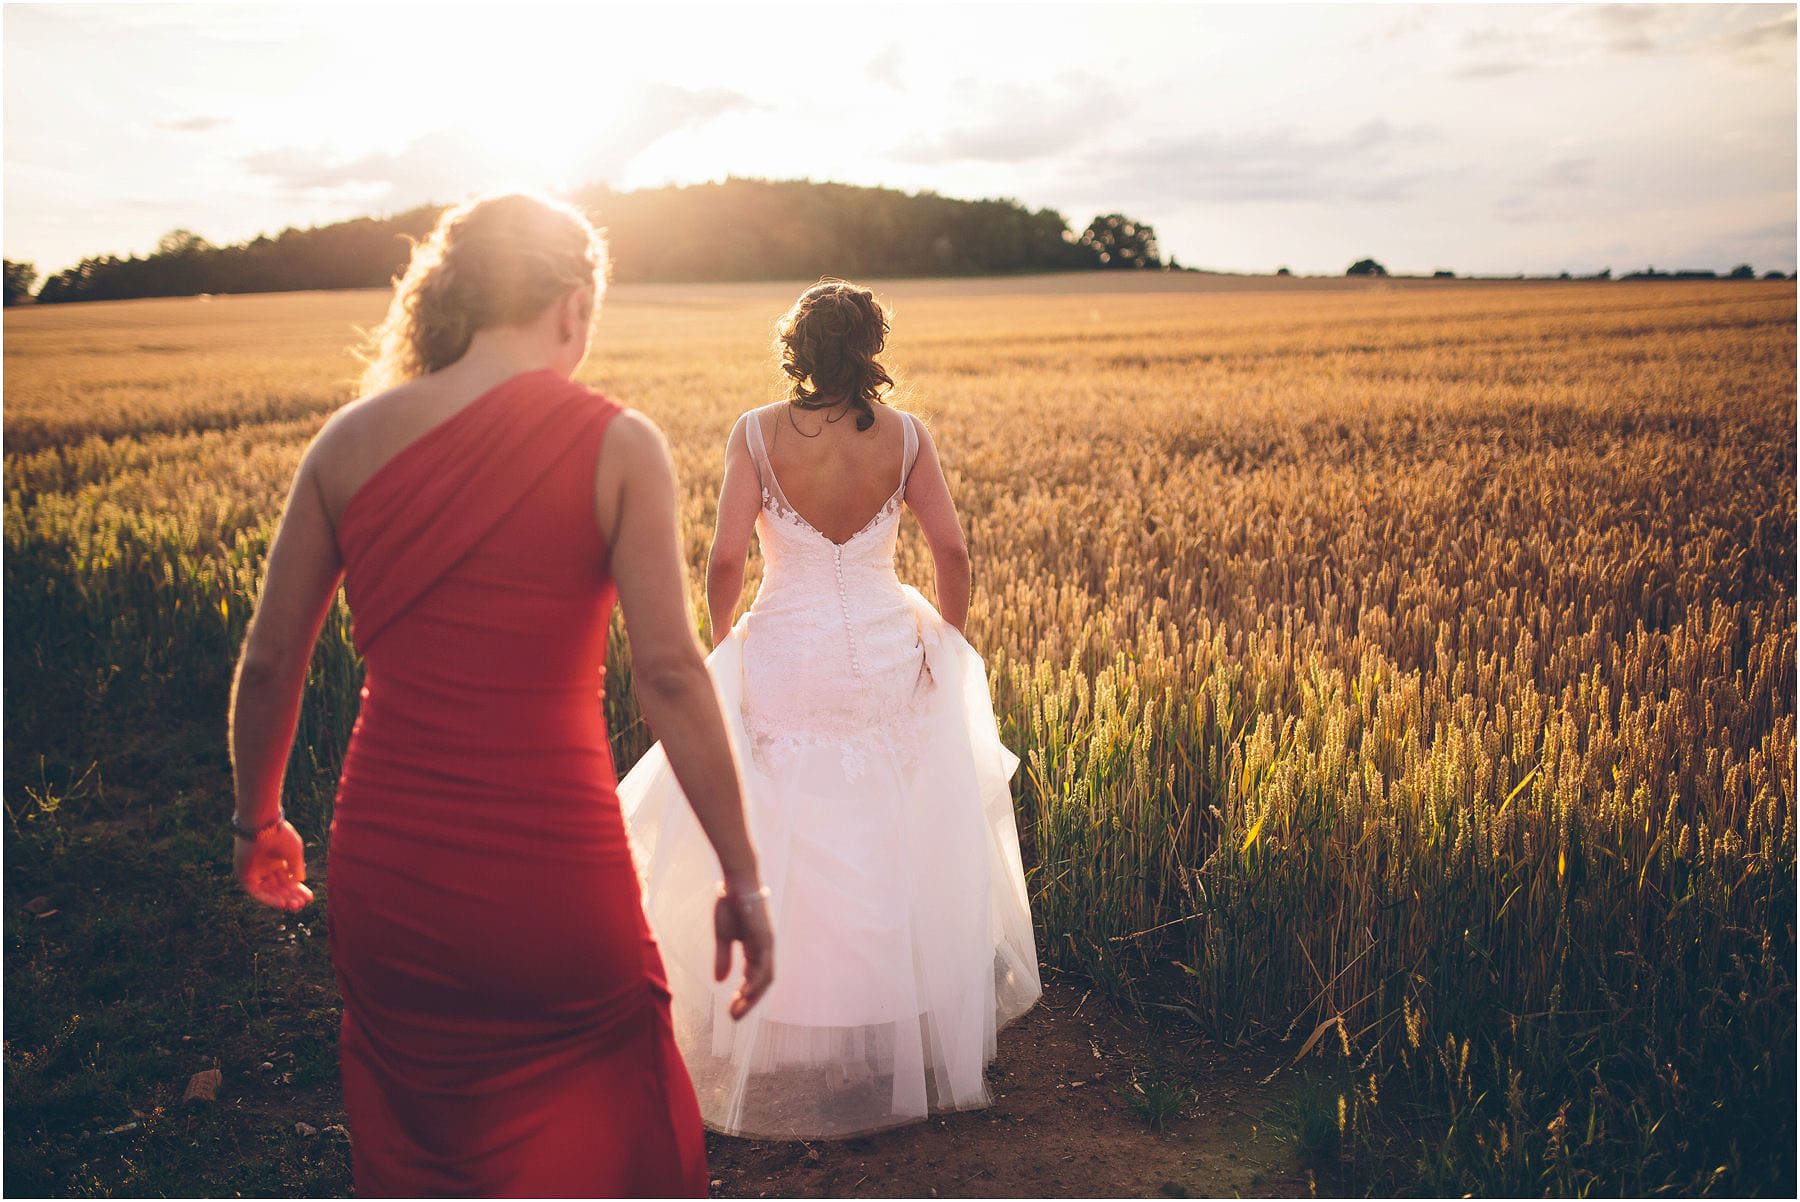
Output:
[
  {"left": 706, "top": 977, "right": 1316, "bottom": 1198},
  {"left": 7, "top": 793, "right": 1318, "bottom": 1199}
]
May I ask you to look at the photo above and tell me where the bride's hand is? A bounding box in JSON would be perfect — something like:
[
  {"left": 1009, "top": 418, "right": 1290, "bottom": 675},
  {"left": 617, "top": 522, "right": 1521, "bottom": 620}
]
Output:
[
  {"left": 234, "top": 821, "right": 315, "bottom": 912},
  {"left": 713, "top": 890, "right": 775, "bottom": 1020}
]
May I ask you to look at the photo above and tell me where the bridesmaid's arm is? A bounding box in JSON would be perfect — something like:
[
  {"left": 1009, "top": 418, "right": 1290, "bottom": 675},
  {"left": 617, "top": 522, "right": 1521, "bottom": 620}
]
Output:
[
  {"left": 903, "top": 421, "right": 973, "bottom": 634},
  {"left": 705, "top": 416, "right": 759, "bottom": 648},
  {"left": 598, "top": 411, "right": 773, "bottom": 1018},
  {"left": 228, "top": 437, "right": 344, "bottom": 912},
  {"left": 598, "top": 411, "right": 753, "bottom": 880}
]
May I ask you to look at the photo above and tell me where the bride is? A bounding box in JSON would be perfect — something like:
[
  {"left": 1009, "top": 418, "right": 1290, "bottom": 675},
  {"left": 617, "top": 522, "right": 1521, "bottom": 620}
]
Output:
[{"left": 619, "top": 279, "right": 1040, "bottom": 1139}]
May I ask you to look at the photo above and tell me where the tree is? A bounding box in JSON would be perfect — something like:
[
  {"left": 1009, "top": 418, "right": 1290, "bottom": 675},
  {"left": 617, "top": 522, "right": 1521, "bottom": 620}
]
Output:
[
  {"left": 1346, "top": 258, "right": 1388, "bottom": 277},
  {"left": 4, "top": 260, "right": 37, "bottom": 305},
  {"left": 1434, "top": 269, "right": 1456, "bottom": 279},
  {"left": 28, "top": 180, "right": 1143, "bottom": 303},
  {"left": 1763, "top": 269, "right": 1787, "bottom": 280},
  {"left": 1275, "top": 266, "right": 1292, "bottom": 277},
  {"left": 156, "top": 229, "right": 213, "bottom": 256},
  {"left": 1728, "top": 263, "right": 1755, "bottom": 279},
  {"left": 1079, "top": 213, "right": 1161, "bottom": 269}
]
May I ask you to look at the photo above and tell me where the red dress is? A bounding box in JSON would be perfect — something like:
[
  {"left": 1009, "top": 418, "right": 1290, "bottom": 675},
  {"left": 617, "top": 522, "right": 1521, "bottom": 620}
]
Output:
[{"left": 325, "top": 369, "right": 706, "bottom": 1197}]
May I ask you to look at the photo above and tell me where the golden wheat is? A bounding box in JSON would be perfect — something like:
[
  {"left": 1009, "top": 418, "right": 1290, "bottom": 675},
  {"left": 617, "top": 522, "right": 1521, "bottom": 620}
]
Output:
[{"left": 5, "top": 277, "right": 1793, "bottom": 1192}]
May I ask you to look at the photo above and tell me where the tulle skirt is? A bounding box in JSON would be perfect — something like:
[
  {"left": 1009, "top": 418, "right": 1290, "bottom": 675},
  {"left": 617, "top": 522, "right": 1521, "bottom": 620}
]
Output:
[{"left": 618, "top": 586, "right": 1041, "bottom": 1139}]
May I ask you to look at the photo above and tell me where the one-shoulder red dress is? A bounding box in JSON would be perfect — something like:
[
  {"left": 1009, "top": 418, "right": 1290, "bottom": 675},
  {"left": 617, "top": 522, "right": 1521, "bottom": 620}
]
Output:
[{"left": 325, "top": 369, "right": 705, "bottom": 1197}]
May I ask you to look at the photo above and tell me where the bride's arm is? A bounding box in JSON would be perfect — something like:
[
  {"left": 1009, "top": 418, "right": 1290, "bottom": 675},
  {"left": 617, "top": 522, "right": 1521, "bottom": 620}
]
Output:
[
  {"left": 705, "top": 416, "right": 759, "bottom": 648},
  {"left": 904, "top": 420, "right": 972, "bottom": 634}
]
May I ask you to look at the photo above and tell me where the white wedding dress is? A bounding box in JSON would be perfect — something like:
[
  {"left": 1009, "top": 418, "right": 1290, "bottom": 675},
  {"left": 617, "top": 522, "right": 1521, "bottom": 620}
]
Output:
[{"left": 618, "top": 405, "right": 1041, "bottom": 1140}]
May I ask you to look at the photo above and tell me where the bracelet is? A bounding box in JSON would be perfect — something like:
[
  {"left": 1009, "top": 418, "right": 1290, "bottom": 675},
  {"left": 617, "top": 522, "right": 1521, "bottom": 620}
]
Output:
[
  {"left": 231, "top": 810, "right": 284, "bottom": 841},
  {"left": 717, "top": 881, "right": 771, "bottom": 910}
]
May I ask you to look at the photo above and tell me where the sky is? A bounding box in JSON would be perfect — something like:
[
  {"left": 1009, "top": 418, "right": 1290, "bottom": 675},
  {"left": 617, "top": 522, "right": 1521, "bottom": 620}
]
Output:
[{"left": 3, "top": 1, "right": 1795, "bottom": 279}]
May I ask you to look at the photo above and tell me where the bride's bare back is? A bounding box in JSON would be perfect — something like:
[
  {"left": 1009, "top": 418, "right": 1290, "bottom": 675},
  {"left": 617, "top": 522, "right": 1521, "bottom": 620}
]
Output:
[{"left": 757, "top": 403, "right": 908, "bottom": 545}]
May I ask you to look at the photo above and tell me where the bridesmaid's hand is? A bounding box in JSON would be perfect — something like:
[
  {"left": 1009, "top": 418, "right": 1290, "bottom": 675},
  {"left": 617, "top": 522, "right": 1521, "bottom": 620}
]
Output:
[
  {"left": 713, "top": 893, "right": 774, "bottom": 1020},
  {"left": 234, "top": 821, "right": 315, "bottom": 912}
]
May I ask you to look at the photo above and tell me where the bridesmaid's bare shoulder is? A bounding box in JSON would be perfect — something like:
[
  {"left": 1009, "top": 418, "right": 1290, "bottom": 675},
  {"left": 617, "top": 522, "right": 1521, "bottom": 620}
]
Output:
[
  {"left": 301, "top": 379, "right": 431, "bottom": 502},
  {"left": 591, "top": 407, "right": 679, "bottom": 541},
  {"left": 595, "top": 407, "right": 675, "bottom": 495},
  {"left": 311, "top": 377, "right": 430, "bottom": 459},
  {"left": 603, "top": 406, "right": 669, "bottom": 456}
]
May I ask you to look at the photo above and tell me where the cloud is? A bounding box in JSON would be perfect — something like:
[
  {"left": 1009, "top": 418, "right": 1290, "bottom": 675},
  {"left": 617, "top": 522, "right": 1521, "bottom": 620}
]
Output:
[
  {"left": 1679, "top": 219, "right": 1798, "bottom": 272},
  {"left": 1718, "top": 9, "right": 1797, "bottom": 58},
  {"left": 571, "top": 83, "right": 756, "bottom": 181},
  {"left": 245, "top": 128, "right": 484, "bottom": 202},
  {"left": 1493, "top": 159, "right": 1612, "bottom": 225},
  {"left": 1538, "top": 156, "right": 1597, "bottom": 189},
  {"left": 1449, "top": 4, "right": 1795, "bottom": 79},
  {"left": 121, "top": 195, "right": 198, "bottom": 211},
  {"left": 1075, "top": 117, "right": 1443, "bottom": 207},
  {"left": 1586, "top": 3, "right": 1667, "bottom": 55},
  {"left": 1736, "top": 219, "right": 1799, "bottom": 242},
  {"left": 1452, "top": 58, "right": 1532, "bottom": 78},
  {"left": 892, "top": 73, "right": 1129, "bottom": 165},
  {"left": 156, "top": 115, "right": 229, "bottom": 133},
  {"left": 866, "top": 45, "right": 903, "bottom": 90},
  {"left": 1375, "top": 7, "right": 1436, "bottom": 43},
  {"left": 1447, "top": 19, "right": 1554, "bottom": 78},
  {"left": 1494, "top": 191, "right": 1548, "bottom": 225},
  {"left": 244, "top": 83, "right": 754, "bottom": 203},
  {"left": 1582, "top": 3, "right": 1794, "bottom": 59},
  {"left": 1450, "top": 14, "right": 1583, "bottom": 77}
]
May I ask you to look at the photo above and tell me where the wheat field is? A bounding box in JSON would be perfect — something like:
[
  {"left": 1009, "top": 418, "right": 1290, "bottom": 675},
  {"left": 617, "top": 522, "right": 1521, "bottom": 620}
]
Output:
[{"left": 5, "top": 276, "right": 1794, "bottom": 1195}]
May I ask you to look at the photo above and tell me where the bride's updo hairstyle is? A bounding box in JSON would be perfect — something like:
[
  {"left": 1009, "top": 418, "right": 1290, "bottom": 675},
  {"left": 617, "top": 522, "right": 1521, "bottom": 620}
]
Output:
[
  {"left": 359, "top": 192, "right": 607, "bottom": 394},
  {"left": 776, "top": 279, "right": 894, "bottom": 432}
]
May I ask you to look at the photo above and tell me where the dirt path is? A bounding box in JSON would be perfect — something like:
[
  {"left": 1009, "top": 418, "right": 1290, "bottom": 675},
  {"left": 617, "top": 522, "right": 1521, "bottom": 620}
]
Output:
[
  {"left": 706, "top": 978, "right": 1315, "bottom": 1198},
  {"left": 8, "top": 799, "right": 1317, "bottom": 1197}
]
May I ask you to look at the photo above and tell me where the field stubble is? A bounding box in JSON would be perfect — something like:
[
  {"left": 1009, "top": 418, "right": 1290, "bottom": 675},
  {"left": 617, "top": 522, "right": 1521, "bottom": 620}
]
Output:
[{"left": 5, "top": 276, "right": 1795, "bottom": 1195}]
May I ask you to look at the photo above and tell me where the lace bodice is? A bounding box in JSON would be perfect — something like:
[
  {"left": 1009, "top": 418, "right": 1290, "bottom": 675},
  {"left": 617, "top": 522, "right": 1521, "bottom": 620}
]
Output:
[{"left": 733, "top": 406, "right": 938, "bottom": 781}]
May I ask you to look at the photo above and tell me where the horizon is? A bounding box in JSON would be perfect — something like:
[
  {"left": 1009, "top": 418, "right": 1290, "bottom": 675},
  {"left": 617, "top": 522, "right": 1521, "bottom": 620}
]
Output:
[{"left": 4, "top": 2, "right": 1796, "bottom": 280}]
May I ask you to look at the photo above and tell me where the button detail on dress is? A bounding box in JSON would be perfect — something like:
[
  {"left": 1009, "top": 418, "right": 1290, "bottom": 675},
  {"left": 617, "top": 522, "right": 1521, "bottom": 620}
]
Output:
[{"left": 831, "top": 545, "right": 863, "bottom": 679}]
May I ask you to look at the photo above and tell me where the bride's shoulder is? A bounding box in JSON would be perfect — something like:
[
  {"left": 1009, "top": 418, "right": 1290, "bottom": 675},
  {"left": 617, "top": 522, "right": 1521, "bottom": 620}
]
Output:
[
  {"left": 724, "top": 404, "right": 778, "bottom": 456},
  {"left": 886, "top": 406, "right": 934, "bottom": 443},
  {"left": 732, "top": 403, "right": 775, "bottom": 435},
  {"left": 887, "top": 402, "right": 932, "bottom": 425},
  {"left": 739, "top": 401, "right": 789, "bottom": 426}
]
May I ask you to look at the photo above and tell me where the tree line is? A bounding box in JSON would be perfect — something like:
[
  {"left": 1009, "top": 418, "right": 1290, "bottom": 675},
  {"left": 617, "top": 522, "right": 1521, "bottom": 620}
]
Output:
[
  {"left": 8, "top": 179, "right": 1166, "bottom": 305},
  {"left": 1339, "top": 258, "right": 1791, "bottom": 281}
]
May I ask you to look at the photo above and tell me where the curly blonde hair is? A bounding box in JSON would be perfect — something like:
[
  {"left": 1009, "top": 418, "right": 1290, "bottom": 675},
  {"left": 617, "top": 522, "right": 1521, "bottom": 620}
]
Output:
[
  {"left": 358, "top": 192, "right": 607, "bottom": 395},
  {"left": 775, "top": 279, "right": 893, "bottom": 432}
]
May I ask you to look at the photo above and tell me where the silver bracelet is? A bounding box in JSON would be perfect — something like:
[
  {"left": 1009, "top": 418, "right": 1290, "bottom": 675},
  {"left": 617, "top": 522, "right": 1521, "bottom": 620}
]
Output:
[{"left": 717, "top": 881, "right": 771, "bottom": 910}]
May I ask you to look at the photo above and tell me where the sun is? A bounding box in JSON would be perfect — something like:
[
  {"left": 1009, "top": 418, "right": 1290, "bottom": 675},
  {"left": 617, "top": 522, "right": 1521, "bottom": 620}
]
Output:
[{"left": 343, "top": 5, "right": 673, "bottom": 199}]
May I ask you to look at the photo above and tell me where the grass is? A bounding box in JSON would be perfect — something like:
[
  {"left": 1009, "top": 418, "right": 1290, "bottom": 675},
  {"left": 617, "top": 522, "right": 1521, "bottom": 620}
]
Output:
[
  {"left": 1120, "top": 1072, "right": 1195, "bottom": 1132},
  {"left": 1287, "top": 1084, "right": 1341, "bottom": 1173},
  {"left": 5, "top": 274, "right": 1795, "bottom": 1195},
  {"left": 5, "top": 774, "right": 352, "bottom": 1196}
]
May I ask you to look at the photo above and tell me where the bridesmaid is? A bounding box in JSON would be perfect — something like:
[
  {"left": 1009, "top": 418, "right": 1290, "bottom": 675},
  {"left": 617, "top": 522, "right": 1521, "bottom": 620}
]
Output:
[{"left": 225, "top": 192, "right": 773, "bottom": 1196}]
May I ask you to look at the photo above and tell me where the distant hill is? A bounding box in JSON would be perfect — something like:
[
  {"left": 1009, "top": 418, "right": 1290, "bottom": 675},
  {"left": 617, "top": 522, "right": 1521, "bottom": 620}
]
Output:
[{"left": 31, "top": 178, "right": 1112, "bottom": 305}]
